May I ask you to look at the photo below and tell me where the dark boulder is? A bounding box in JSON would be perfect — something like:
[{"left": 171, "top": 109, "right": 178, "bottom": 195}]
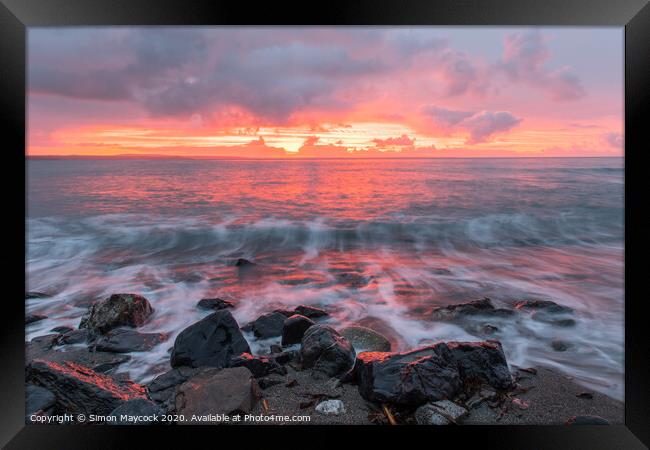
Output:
[
  {"left": 235, "top": 258, "right": 255, "bottom": 267},
  {"left": 431, "top": 298, "right": 514, "bottom": 321},
  {"left": 281, "top": 314, "right": 314, "bottom": 346},
  {"left": 229, "top": 352, "right": 287, "bottom": 377},
  {"left": 25, "top": 384, "right": 56, "bottom": 418},
  {"left": 197, "top": 297, "right": 235, "bottom": 311},
  {"left": 531, "top": 311, "right": 576, "bottom": 327},
  {"left": 275, "top": 305, "right": 329, "bottom": 319},
  {"left": 51, "top": 326, "right": 74, "bottom": 334},
  {"left": 354, "top": 340, "right": 513, "bottom": 406},
  {"left": 79, "top": 293, "right": 154, "bottom": 334},
  {"left": 147, "top": 366, "right": 199, "bottom": 407},
  {"left": 250, "top": 312, "right": 286, "bottom": 339},
  {"left": 94, "top": 329, "right": 168, "bottom": 353},
  {"left": 514, "top": 299, "right": 573, "bottom": 314},
  {"left": 175, "top": 367, "right": 260, "bottom": 417},
  {"left": 26, "top": 359, "right": 146, "bottom": 415},
  {"left": 340, "top": 326, "right": 392, "bottom": 352},
  {"left": 108, "top": 398, "right": 165, "bottom": 425},
  {"left": 27, "top": 336, "right": 130, "bottom": 373},
  {"left": 269, "top": 350, "right": 299, "bottom": 366},
  {"left": 170, "top": 310, "right": 250, "bottom": 368},
  {"left": 26, "top": 314, "right": 47, "bottom": 325},
  {"left": 445, "top": 341, "right": 513, "bottom": 390},
  {"left": 56, "top": 329, "right": 90, "bottom": 345},
  {"left": 551, "top": 339, "right": 572, "bottom": 352},
  {"left": 299, "top": 325, "right": 355, "bottom": 378},
  {"left": 355, "top": 347, "right": 461, "bottom": 405}
]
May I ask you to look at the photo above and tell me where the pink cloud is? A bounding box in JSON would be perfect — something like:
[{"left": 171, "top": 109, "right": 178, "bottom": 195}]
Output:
[
  {"left": 372, "top": 134, "right": 415, "bottom": 147},
  {"left": 423, "top": 106, "right": 521, "bottom": 143},
  {"left": 602, "top": 132, "right": 624, "bottom": 148},
  {"left": 499, "top": 31, "right": 586, "bottom": 101}
]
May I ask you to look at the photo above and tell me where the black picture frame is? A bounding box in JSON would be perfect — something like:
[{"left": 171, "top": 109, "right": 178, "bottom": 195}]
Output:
[{"left": 2, "top": 0, "right": 648, "bottom": 448}]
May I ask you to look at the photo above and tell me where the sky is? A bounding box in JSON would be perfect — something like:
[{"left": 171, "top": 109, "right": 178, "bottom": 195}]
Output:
[{"left": 27, "top": 27, "right": 624, "bottom": 158}]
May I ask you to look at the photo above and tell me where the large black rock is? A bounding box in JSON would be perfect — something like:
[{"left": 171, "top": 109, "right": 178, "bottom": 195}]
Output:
[
  {"left": 445, "top": 341, "right": 513, "bottom": 390},
  {"left": 513, "top": 299, "right": 573, "bottom": 314},
  {"left": 79, "top": 293, "right": 154, "bottom": 334},
  {"left": 431, "top": 298, "right": 514, "bottom": 321},
  {"left": 275, "top": 305, "right": 329, "bottom": 319},
  {"left": 94, "top": 329, "right": 167, "bottom": 353},
  {"left": 281, "top": 314, "right": 314, "bottom": 346},
  {"left": 250, "top": 312, "right": 286, "bottom": 339},
  {"left": 26, "top": 360, "right": 147, "bottom": 416},
  {"left": 299, "top": 325, "right": 355, "bottom": 378},
  {"left": 355, "top": 346, "right": 461, "bottom": 405},
  {"left": 354, "top": 340, "right": 513, "bottom": 406},
  {"left": 147, "top": 366, "right": 199, "bottom": 409},
  {"left": 170, "top": 310, "right": 250, "bottom": 368},
  {"left": 197, "top": 298, "right": 235, "bottom": 311}
]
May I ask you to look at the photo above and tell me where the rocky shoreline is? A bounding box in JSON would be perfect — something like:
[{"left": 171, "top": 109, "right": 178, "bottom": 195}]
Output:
[{"left": 25, "top": 289, "right": 623, "bottom": 425}]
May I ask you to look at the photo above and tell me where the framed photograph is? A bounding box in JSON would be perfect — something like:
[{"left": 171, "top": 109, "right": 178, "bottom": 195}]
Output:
[{"left": 2, "top": 0, "right": 648, "bottom": 447}]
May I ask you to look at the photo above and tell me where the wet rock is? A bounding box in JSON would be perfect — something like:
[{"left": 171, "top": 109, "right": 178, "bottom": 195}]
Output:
[
  {"left": 170, "top": 310, "right": 250, "bottom": 369},
  {"left": 29, "top": 334, "right": 60, "bottom": 351},
  {"left": 26, "top": 359, "right": 146, "bottom": 416},
  {"left": 26, "top": 314, "right": 47, "bottom": 325},
  {"left": 94, "top": 329, "right": 167, "bottom": 353},
  {"left": 235, "top": 258, "right": 255, "bottom": 267},
  {"left": 25, "top": 384, "right": 56, "bottom": 418},
  {"left": 355, "top": 341, "right": 512, "bottom": 406},
  {"left": 431, "top": 298, "right": 514, "bottom": 321},
  {"left": 270, "top": 344, "right": 283, "bottom": 354},
  {"left": 250, "top": 312, "right": 286, "bottom": 339},
  {"left": 275, "top": 305, "right": 329, "bottom": 319},
  {"left": 269, "top": 350, "right": 299, "bottom": 366},
  {"left": 175, "top": 367, "right": 260, "bottom": 417},
  {"left": 315, "top": 399, "right": 346, "bottom": 415},
  {"left": 531, "top": 311, "right": 576, "bottom": 327},
  {"left": 281, "top": 314, "right": 315, "bottom": 346},
  {"left": 108, "top": 398, "right": 165, "bottom": 425},
  {"left": 27, "top": 338, "right": 131, "bottom": 373},
  {"left": 514, "top": 299, "right": 573, "bottom": 314},
  {"left": 340, "top": 326, "right": 392, "bottom": 352},
  {"left": 229, "top": 353, "right": 287, "bottom": 378},
  {"left": 446, "top": 341, "right": 513, "bottom": 390},
  {"left": 26, "top": 292, "right": 51, "bottom": 300},
  {"left": 147, "top": 366, "right": 199, "bottom": 408},
  {"left": 566, "top": 415, "right": 610, "bottom": 425},
  {"left": 415, "top": 400, "right": 468, "bottom": 425},
  {"left": 576, "top": 392, "right": 594, "bottom": 399},
  {"left": 79, "top": 293, "right": 154, "bottom": 335},
  {"left": 355, "top": 347, "right": 461, "bottom": 405},
  {"left": 197, "top": 298, "right": 235, "bottom": 311},
  {"left": 51, "top": 326, "right": 74, "bottom": 334},
  {"left": 57, "top": 329, "right": 90, "bottom": 345},
  {"left": 551, "top": 339, "right": 572, "bottom": 352},
  {"left": 300, "top": 325, "right": 356, "bottom": 379}
]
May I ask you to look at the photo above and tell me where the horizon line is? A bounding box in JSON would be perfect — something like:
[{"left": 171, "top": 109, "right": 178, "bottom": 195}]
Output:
[{"left": 25, "top": 154, "right": 624, "bottom": 161}]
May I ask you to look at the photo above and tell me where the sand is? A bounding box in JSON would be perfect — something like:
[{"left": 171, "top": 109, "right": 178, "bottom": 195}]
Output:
[{"left": 243, "top": 365, "right": 623, "bottom": 425}]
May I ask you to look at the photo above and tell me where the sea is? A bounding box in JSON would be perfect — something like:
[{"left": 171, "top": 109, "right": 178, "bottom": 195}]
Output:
[{"left": 26, "top": 157, "right": 624, "bottom": 400}]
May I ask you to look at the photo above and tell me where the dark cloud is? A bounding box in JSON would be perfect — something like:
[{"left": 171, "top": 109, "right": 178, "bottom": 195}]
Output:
[
  {"left": 422, "top": 106, "right": 474, "bottom": 126},
  {"left": 463, "top": 111, "right": 522, "bottom": 143}
]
